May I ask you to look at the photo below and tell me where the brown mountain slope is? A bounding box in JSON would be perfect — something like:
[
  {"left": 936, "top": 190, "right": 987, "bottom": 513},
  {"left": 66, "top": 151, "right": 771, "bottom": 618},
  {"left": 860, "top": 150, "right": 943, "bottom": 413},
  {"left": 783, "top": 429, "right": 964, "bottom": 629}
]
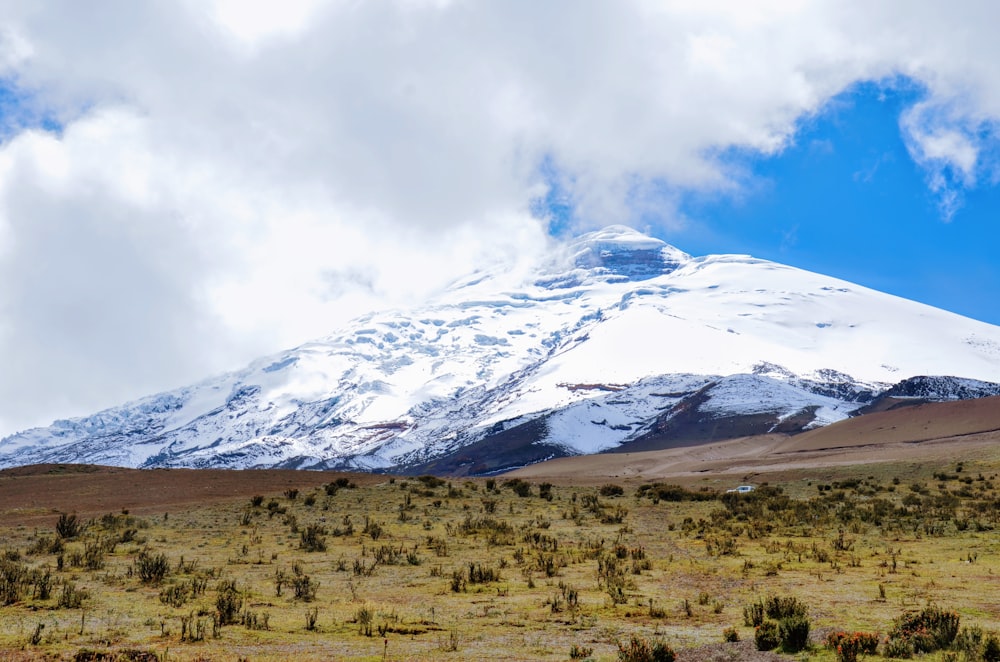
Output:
[
  {"left": 509, "top": 396, "right": 1000, "bottom": 484},
  {"left": 774, "top": 394, "right": 1000, "bottom": 452}
]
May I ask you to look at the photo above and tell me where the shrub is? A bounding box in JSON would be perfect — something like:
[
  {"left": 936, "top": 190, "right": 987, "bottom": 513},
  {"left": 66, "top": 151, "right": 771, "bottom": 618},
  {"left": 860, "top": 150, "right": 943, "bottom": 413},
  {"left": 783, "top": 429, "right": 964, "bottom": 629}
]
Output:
[
  {"left": 722, "top": 627, "right": 739, "bottom": 642},
  {"left": 467, "top": 562, "right": 500, "bottom": 584},
  {"left": 825, "top": 631, "right": 880, "bottom": 662},
  {"left": 355, "top": 605, "right": 373, "bottom": 636},
  {"left": 743, "top": 600, "right": 765, "bottom": 626},
  {"left": 27, "top": 535, "right": 62, "bottom": 556},
  {"left": 304, "top": 606, "right": 318, "bottom": 631},
  {"left": 135, "top": 549, "right": 170, "bottom": 584},
  {"left": 82, "top": 541, "right": 105, "bottom": 570},
  {"left": 778, "top": 615, "right": 810, "bottom": 653},
  {"left": 291, "top": 564, "right": 318, "bottom": 601},
  {"left": 882, "top": 636, "right": 913, "bottom": 659},
  {"left": 600, "top": 505, "right": 629, "bottom": 525},
  {"left": 616, "top": 635, "right": 675, "bottom": 662},
  {"left": 0, "top": 558, "right": 31, "bottom": 605},
  {"left": 569, "top": 644, "right": 594, "bottom": 659},
  {"left": 417, "top": 475, "right": 447, "bottom": 489},
  {"left": 299, "top": 525, "right": 328, "bottom": 552},
  {"left": 55, "top": 513, "right": 81, "bottom": 539},
  {"left": 888, "top": 606, "right": 960, "bottom": 653},
  {"left": 600, "top": 483, "right": 624, "bottom": 497},
  {"left": 321, "top": 476, "right": 356, "bottom": 496},
  {"left": 215, "top": 580, "right": 243, "bottom": 626},
  {"left": 32, "top": 569, "right": 52, "bottom": 601},
  {"left": 503, "top": 478, "right": 532, "bottom": 497},
  {"left": 754, "top": 621, "right": 780, "bottom": 651},
  {"left": 58, "top": 579, "right": 88, "bottom": 609},
  {"left": 159, "top": 583, "right": 189, "bottom": 608},
  {"left": 954, "top": 626, "right": 984, "bottom": 659},
  {"left": 985, "top": 633, "right": 1000, "bottom": 662},
  {"left": 637, "top": 483, "right": 718, "bottom": 502},
  {"left": 363, "top": 518, "right": 383, "bottom": 541},
  {"left": 449, "top": 569, "right": 466, "bottom": 593},
  {"left": 764, "top": 595, "right": 807, "bottom": 620}
]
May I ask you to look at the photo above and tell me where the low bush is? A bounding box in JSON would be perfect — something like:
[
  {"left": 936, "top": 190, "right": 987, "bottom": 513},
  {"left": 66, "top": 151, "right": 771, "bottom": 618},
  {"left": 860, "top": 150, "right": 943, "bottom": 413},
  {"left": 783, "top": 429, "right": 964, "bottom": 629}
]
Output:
[
  {"left": 299, "top": 524, "right": 327, "bottom": 552},
  {"left": 882, "top": 636, "right": 913, "bottom": 659},
  {"left": 291, "top": 564, "right": 318, "bottom": 601},
  {"left": 215, "top": 580, "right": 243, "bottom": 626},
  {"left": 467, "top": 562, "right": 500, "bottom": 584},
  {"left": 743, "top": 600, "right": 765, "bottom": 627},
  {"left": 754, "top": 620, "right": 780, "bottom": 651},
  {"left": 503, "top": 478, "right": 532, "bottom": 497},
  {"left": 55, "top": 513, "right": 81, "bottom": 540},
  {"left": 778, "top": 614, "right": 810, "bottom": 653},
  {"left": 824, "top": 631, "right": 879, "bottom": 662},
  {"left": 764, "top": 595, "right": 807, "bottom": 620},
  {"left": 135, "top": 549, "right": 169, "bottom": 584},
  {"left": 636, "top": 483, "right": 717, "bottom": 502},
  {"left": 887, "top": 606, "right": 960, "bottom": 654},
  {"left": 986, "top": 632, "right": 1000, "bottom": 662},
  {"left": 616, "top": 635, "right": 675, "bottom": 662}
]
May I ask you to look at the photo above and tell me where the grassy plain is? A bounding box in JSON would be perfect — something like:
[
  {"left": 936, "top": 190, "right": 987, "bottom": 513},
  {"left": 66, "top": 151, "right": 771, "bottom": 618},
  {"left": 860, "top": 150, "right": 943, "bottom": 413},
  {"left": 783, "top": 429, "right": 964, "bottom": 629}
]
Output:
[{"left": 1, "top": 456, "right": 1000, "bottom": 661}]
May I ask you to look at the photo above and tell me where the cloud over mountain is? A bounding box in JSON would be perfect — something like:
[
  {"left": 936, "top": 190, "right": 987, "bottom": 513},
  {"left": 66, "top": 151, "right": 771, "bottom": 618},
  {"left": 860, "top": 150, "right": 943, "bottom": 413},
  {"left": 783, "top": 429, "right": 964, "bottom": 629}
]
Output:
[{"left": 2, "top": 1, "right": 1000, "bottom": 436}]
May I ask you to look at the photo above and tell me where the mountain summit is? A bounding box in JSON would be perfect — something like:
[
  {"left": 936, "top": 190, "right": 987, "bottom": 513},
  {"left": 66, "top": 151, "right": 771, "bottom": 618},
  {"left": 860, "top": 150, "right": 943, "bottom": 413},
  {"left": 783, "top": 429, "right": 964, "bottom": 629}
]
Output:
[
  {"left": 568, "top": 225, "right": 690, "bottom": 280},
  {"left": 3, "top": 227, "right": 1000, "bottom": 473}
]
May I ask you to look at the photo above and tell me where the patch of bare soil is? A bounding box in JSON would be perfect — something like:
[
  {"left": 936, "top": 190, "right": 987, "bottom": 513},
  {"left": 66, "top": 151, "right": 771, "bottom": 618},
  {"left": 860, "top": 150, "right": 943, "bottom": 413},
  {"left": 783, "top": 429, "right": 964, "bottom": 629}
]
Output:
[{"left": 0, "top": 464, "right": 382, "bottom": 526}]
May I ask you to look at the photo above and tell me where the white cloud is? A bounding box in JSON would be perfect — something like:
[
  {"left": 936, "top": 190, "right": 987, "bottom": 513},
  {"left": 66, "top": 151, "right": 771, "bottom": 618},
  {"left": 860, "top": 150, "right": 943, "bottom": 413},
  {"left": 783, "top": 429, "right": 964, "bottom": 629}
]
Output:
[
  {"left": 1, "top": 1, "right": 1000, "bottom": 435},
  {"left": 200, "top": 0, "right": 327, "bottom": 47},
  {"left": 900, "top": 100, "right": 985, "bottom": 220}
]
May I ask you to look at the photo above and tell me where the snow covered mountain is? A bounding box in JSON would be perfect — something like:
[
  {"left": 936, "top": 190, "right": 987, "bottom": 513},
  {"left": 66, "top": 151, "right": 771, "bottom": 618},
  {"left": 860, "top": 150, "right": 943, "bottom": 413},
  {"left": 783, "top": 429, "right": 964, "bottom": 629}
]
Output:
[{"left": 3, "top": 226, "right": 1000, "bottom": 474}]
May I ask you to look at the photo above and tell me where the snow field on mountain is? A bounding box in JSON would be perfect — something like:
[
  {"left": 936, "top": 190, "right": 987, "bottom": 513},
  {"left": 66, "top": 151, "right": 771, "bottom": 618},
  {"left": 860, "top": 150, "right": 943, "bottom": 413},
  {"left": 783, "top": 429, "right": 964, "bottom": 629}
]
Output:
[{"left": 2, "top": 226, "right": 1000, "bottom": 470}]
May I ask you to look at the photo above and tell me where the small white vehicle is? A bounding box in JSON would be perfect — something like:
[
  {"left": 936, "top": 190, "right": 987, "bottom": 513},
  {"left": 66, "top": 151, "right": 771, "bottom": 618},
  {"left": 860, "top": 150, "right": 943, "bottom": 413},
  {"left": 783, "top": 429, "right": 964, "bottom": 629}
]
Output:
[{"left": 726, "top": 485, "right": 754, "bottom": 494}]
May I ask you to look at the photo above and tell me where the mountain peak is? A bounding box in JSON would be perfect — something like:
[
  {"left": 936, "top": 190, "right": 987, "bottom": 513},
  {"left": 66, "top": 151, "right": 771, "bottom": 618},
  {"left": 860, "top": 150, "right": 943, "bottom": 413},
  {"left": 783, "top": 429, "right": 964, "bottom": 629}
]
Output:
[
  {"left": 569, "top": 225, "right": 690, "bottom": 281},
  {"left": 4, "top": 226, "right": 1000, "bottom": 474}
]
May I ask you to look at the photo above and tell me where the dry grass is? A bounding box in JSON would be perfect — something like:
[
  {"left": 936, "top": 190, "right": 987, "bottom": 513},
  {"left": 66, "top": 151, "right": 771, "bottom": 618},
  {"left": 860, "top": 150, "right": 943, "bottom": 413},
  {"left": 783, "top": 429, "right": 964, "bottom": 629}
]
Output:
[{"left": 1, "top": 454, "right": 1000, "bottom": 660}]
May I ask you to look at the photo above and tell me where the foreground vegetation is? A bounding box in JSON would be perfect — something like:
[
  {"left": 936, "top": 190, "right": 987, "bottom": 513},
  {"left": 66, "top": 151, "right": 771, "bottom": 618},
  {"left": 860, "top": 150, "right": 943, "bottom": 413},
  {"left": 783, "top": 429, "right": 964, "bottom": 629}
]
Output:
[{"left": 2, "top": 460, "right": 1000, "bottom": 660}]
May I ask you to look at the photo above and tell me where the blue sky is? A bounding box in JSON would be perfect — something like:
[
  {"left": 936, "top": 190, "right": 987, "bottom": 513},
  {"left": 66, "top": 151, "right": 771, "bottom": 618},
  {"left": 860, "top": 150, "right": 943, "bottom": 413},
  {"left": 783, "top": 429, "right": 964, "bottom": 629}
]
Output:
[
  {"left": 536, "top": 76, "right": 1000, "bottom": 326},
  {"left": 673, "top": 81, "right": 1000, "bottom": 326},
  {"left": 2, "top": 1, "right": 1000, "bottom": 436}
]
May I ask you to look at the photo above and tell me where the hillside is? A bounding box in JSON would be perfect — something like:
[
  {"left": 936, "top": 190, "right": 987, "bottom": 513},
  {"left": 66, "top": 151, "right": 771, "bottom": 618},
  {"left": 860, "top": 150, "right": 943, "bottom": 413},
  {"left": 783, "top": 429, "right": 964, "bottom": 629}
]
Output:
[{"left": 510, "top": 396, "right": 1000, "bottom": 483}]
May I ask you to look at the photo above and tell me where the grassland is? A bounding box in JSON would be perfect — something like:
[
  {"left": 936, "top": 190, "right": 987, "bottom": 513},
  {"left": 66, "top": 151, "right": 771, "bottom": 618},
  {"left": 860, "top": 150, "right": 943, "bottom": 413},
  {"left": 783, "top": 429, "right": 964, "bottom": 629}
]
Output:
[{"left": 2, "top": 455, "right": 1000, "bottom": 661}]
